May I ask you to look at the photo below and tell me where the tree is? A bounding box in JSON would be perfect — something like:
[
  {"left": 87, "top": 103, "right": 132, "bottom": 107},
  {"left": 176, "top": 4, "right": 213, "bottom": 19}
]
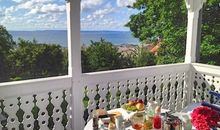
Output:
[
  {"left": 126, "top": 0, "right": 220, "bottom": 65},
  {"left": 83, "top": 38, "right": 122, "bottom": 72},
  {"left": 8, "top": 39, "right": 66, "bottom": 80},
  {"left": 131, "top": 45, "right": 156, "bottom": 67},
  {"left": 200, "top": 1, "right": 220, "bottom": 65},
  {"left": 0, "top": 25, "right": 15, "bottom": 82}
]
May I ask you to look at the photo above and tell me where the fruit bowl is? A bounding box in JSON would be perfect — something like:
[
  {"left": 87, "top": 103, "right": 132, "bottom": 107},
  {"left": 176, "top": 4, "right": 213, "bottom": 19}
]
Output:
[{"left": 122, "top": 99, "right": 145, "bottom": 112}]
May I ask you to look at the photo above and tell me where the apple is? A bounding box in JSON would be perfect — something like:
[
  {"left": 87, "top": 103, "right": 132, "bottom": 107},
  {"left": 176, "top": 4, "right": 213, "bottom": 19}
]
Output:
[
  {"left": 137, "top": 99, "right": 144, "bottom": 104},
  {"left": 136, "top": 103, "right": 144, "bottom": 111}
]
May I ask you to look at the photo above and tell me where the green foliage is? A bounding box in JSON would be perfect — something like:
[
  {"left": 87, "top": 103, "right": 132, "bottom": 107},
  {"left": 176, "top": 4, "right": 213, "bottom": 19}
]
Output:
[
  {"left": 127, "top": 0, "right": 220, "bottom": 65},
  {"left": 0, "top": 25, "right": 15, "bottom": 82},
  {"left": 200, "top": 1, "right": 220, "bottom": 65},
  {"left": 8, "top": 38, "right": 66, "bottom": 80},
  {"left": 62, "top": 48, "right": 68, "bottom": 74},
  {"left": 126, "top": 0, "right": 187, "bottom": 64},
  {"left": 82, "top": 38, "right": 123, "bottom": 72},
  {"left": 131, "top": 45, "right": 156, "bottom": 67}
]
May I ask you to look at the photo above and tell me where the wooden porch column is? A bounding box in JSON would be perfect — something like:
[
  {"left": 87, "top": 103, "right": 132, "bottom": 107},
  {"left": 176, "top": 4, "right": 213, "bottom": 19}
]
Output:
[
  {"left": 185, "top": 0, "right": 206, "bottom": 63},
  {"left": 66, "top": 0, "right": 84, "bottom": 129}
]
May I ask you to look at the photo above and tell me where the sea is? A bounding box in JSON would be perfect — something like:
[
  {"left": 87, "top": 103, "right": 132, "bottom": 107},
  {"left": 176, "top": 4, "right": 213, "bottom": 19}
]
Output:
[{"left": 9, "top": 30, "right": 139, "bottom": 47}]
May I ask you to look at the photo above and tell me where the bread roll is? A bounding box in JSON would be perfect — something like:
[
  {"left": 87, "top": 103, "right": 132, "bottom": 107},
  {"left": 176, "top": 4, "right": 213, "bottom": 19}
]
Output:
[{"left": 95, "top": 109, "right": 107, "bottom": 117}]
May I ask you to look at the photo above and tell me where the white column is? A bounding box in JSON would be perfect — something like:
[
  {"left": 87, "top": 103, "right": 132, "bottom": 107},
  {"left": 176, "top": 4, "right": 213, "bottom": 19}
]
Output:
[
  {"left": 184, "top": 0, "right": 206, "bottom": 63},
  {"left": 66, "top": 0, "right": 84, "bottom": 130},
  {"left": 66, "top": 0, "right": 81, "bottom": 76}
]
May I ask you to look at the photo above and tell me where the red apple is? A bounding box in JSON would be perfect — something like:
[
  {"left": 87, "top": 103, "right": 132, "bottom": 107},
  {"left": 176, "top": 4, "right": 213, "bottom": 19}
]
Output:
[{"left": 137, "top": 99, "right": 144, "bottom": 104}]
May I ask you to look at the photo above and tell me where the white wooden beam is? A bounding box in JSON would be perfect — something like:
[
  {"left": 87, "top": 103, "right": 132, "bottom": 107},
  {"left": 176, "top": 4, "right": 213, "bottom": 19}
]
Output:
[
  {"left": 66, "top": 0, "right": 81, "bottom": 76},
  {"left": 185, "top": 0, "right": 206, "bottom": 63},
  {"left": 66, "top": 0, "right": 84, "bottom": 129}
]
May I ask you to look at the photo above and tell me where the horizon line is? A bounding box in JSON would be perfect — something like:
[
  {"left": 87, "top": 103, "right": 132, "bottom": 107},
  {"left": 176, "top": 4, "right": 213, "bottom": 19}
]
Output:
[{"left": 9, "top": 29, "right": 131, "bottom": 32}]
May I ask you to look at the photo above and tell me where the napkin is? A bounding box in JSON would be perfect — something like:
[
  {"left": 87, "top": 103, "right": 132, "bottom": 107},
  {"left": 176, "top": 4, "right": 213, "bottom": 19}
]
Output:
[{"left": 201, "top": 101, "right": 220, "bottom": 113}]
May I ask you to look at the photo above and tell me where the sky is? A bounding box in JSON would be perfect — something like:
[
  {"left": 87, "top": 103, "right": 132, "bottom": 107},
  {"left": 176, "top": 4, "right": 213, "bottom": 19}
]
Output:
[{"left": 0, "top": 0, "right": 138, "bottom": 31}]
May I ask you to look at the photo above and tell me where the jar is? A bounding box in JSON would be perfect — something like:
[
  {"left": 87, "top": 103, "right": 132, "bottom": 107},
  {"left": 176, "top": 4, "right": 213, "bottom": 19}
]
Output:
[{"left": 162, "top": 114, "right": 182, "bottom": 130}]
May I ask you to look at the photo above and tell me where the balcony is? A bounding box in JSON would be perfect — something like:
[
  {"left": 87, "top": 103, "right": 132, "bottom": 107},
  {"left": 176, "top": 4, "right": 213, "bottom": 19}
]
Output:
[
  {"left": 1, "top": 63, "right": 220, "bottom": 129},
  {"left": 0, "top": 0, "right": 216, "bottom": 129}
]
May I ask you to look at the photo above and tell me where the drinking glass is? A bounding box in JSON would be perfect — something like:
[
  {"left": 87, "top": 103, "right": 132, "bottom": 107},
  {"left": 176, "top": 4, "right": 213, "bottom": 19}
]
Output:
[{"left": 130, "top": 112, "right": 144, "bottom": 130}]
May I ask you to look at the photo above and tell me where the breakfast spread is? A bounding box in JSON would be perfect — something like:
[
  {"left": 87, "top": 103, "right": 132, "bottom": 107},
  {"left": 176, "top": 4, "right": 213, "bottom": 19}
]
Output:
[{"left": 90, "top": 100, "right": 183, "bottom": 130}]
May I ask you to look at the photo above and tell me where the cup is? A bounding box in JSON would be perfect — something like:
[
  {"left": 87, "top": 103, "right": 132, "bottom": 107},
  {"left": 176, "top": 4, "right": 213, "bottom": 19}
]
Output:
[{"left": 115, "top": 115, "right": 123, "bottom": 129}]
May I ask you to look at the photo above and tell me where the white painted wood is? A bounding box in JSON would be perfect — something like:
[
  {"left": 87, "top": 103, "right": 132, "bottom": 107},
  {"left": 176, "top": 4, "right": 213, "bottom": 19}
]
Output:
[
  {"left": 185, "top": 64, "right": 193, "bottom": 105},
  {"left": 66, "top": 1, "right": 81, "bottom": 77},
  {"left": 64, "top": 90, "right": 71, "bottom": 129},
  {"left": 161, "top": 75, "right": 169, "bottom": 109},
  {"left": 169, "top": 74, "right": 176, "bottom": 110},
  {"left": 137, "top": 78, "right": 146, "bottom": 103},
  {"left": 36, "top": 92, "right": 50, "bottom": 130},
  {"left": 192, "top": 63, "right": 220, "bottom": 77},
  {"left": 191, "top": 63, "right": 220, "bottom": 104},
  {"left": 0, "top": 76, "right": 71, "bottom": 99},
  {"left": 109, "top": 82, "right": 119, "bottom": 109},
  {"left": 66, "top": 0, "right": 84, "bottom": 129},
  {"left": 4, "top": 98, "right": 20, "bottom": 130},
  {"left": 119, "top": 80, "right": 128, "bottom": 106},
  {"left": 128, "top": 79, "right": 137, "bottom": 100},
  {"left": 20, "top": 95, "right": 35, "bottom": 130},
  {"left": 182, "top": 72, "right": 188, "bottom": 108},
  {"left": 146, "top": 77, "right": 154, "bottom": 102},
  {"left": 98, "top": 83, "right": 108, "bottom": 109},
  {"left": 83, "top": 64, "right": 191, "bottom": 119},
  {"left": 86, "top": 84, "right": 97, "bottom": 122},
  {"left": 185, "top": 11, "right": 199, "bottom": 63},
  {"left": 185, "top": 0, "right": 205, "bottom": 63},
  {"left": 3, "top": 62, "right": 220, "bottom": 129},
  {"left": 82, "top": 63, "right": 190, "bottom": 85},
  {"left": 0, "top": 108, "right": 3, "bottom": 129},
  {"left": 51, "top": 90, "right": 64, "bottom": 130},
  {"left": 176, "top": 73, "right": 183, "bottom": 111}
]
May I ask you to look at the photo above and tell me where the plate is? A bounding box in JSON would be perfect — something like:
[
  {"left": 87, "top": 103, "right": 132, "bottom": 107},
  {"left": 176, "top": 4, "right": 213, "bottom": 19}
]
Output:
[{"left": 121, "top": 104, "right": 145, "bottom": 113}]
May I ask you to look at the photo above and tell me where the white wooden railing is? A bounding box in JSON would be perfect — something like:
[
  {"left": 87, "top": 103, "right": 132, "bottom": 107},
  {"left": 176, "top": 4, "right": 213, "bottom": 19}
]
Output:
[
  {"left": 0, "top": 63, "right": 220, "bottom": 129},
  {"left": 0, "top": 76, "right": 72, "bottom": 130}
]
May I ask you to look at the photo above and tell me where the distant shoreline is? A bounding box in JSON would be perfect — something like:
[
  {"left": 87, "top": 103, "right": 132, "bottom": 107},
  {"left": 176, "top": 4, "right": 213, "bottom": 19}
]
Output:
[
  {"left": 9, "top": 30, "right": 139, "bottom": 47},
  {"left": 9, "top": 30, "right": 131, "bottom": 32}
]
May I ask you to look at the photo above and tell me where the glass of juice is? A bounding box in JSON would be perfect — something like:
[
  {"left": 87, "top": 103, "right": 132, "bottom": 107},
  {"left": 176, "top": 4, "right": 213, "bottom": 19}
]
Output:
[{"left": 130, "top": 112, "right": 144, "bottom": 130}]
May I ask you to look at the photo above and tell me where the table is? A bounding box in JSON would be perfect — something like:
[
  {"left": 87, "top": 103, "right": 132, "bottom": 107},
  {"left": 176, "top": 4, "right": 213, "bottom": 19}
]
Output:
[{"left": 84, "top": 108, "right": 171, "bottom": 130}]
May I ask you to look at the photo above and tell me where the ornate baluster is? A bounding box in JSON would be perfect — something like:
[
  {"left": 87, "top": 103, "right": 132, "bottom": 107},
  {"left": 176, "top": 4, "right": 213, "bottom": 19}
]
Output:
[
  {"left": 4, "top": 98, "right": 20, "bottom": 130},
  {"left": 137, "top": 78, "right": 145, "bottom": 102},
  {"left": 195, "top": 73, "right": 204, "bottom": 102},
  {"left": 175, "top": 73, "right": 183, "bottom": 111},
  {"left": 63, "top": 89, "right": 71, "bottom": 129},
  {"left": 182, "top": 72, "right": 188, "bottom": 109},
  {"left": 87, "top": 84, "right": 97, "bottom": 121},
  {"left": 109, "top": 82, "right": 118, "bottom": 109},
  {"left": 20, "top": 95, "right": 35, "bottom": 130},
  {"left": 154, "top": 76, "right": 161, "bottom": 104},
  {"left": 169, "top": 74, "right": 176, "bottom": 111},
  {"left": 0, "top": 106, "right": 2, "bottom": 129},
  {"left": 204, "top": 75, "right": 213, "bottom": 102},
  {"left": 146, "top": 77, "right": 154, "bottom": 102},
  {"left": 36, "top": 92, "right": 50, "bottom": 130},
  {"left": 162, "top": 74, "right": 170, "bottom": 109},
  {"left": 51, "top": 90, "right": 64, "bottom": 130},
  {"left": 98, "top": 83, "right": 108, "bottom": 109},
  {"left": 119, "top": 80, "right": 128, "bottom": 106}
]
